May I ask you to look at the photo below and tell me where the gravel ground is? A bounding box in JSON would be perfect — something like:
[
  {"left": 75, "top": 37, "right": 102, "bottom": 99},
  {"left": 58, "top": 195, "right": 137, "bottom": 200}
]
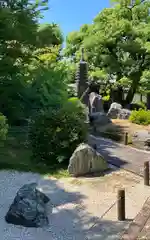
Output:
[
  {"left": 0, "top": 170, "right": 96, "bottom": 240},
  {"left": 0, "top": 169, "right": 149, "bottom": 240}
]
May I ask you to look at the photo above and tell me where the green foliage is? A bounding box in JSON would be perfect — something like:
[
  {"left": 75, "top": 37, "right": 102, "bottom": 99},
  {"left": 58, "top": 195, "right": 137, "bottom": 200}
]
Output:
[
  {"left": 129, "top": 109, "right": 150, "bottom": 125},
  {"left": 0, "top": 0, "right": 48, "bottom": 124},
  {"left": 25, "top": 47, "right": 70, "bottom": 116},
  {"left": 30, "top": 68, "right": 68, "bottom": 110},
  {"left": 37, "top": 23, "right": 63, "bottom": 47},
  {"left": 0, "top": 126, "right": 69, "bottom": 178},
  {"left": 129, "top": 101, "right": 146, "bottom": 110},
  {"left": 102, "top": 95, "right": 111, "bottom": 112},
  {"left": 67, "top": 85, "right": 77, "bottom": 97},
  {"left": 64, "top": 61, "right": 76, "bottom": 84},
  {"left": 29, "top": 98, "right": 87, "bottom": 166},
  {"left": 0, "top": 1, "right": 66, "bottom": 125},
  {"left": 0, "top": 113, "right": 8, "bottom": 141},
  {"left": 0, "top": 0, "right": 48, "bottom": 71},
  {"left": 65, "top": 0, "right": 150, "bottom": 104},
  {"left": 102, "top": 95, "right": 110, "bottom": 101},
  {"left": 135, "top": 101, "right": 146, "bottom": 110}
]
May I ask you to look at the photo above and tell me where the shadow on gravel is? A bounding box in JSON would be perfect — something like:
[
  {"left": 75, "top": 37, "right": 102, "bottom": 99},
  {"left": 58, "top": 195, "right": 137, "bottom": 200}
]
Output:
[
  {"left": 38, "top": 177, "right": 129, "bottom": 240},
  {"left": 1, "top": 171, "right": 130, "bottom": 239},
  {"left": 50, "top": 207, "right": 129, "bottom": 240},
  {"left": 39, "top": 177, "right": 86, "bottom": 207}
]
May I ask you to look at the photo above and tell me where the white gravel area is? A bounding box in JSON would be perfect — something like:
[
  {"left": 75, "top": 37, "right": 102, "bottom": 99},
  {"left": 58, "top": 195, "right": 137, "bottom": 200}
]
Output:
[
  {"left": 0, "top": 170, "right": 94, "bottom": 240},
  {"left": 0, "top": 169, "right": 149, "bottom": 240}
]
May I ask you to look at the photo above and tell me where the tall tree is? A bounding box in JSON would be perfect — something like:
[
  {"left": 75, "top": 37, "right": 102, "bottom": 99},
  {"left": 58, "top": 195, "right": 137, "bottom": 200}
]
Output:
[
  {"left": 37, "top": 23, "right": 63, "bottom": 47},
  {"left": 0, "top": 0, "right": 48, "bottom": 122},
  {"left": 65, "top": 0, "right": 150, "bottom": 105},
  {"left": 0, "top": 0, "right": 48, "bottom": 71}
]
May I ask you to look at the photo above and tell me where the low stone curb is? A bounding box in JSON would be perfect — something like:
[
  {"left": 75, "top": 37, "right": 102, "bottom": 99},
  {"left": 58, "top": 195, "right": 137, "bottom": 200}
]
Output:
[{"left": 121, "top": 197, "right": 150, "bottom": 240}]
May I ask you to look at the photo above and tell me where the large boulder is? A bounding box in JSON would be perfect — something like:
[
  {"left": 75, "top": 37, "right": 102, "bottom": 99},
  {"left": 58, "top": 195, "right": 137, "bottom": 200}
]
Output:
[
  {"left": 107, "top": 102, "right": 131, "bottom": 119},
  {"left": 89, "top": 112, "right": 111, "bottom": 126},
  {"left": 68, "top": 143, "right": 108, "bottom": 176},
  {"left": 5, "top": 183, "right": 51, "bottom": 228},
  {"left": 89, "top": 92, "right": 104, "bottom": 114},
  {"left": 107, "top": 102, "right": 122, "bottom": 119},
  {"left": 132, "top": 130, "right": 150, "bottom": 151}
]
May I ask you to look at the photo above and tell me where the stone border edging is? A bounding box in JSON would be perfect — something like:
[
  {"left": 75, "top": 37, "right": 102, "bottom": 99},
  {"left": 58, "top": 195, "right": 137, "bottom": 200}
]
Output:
[{"left": 121, "top": 197, "right": 150, "bottom": 240}]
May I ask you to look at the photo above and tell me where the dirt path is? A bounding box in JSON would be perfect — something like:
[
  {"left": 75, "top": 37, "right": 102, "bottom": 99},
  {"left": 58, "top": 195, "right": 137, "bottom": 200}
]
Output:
[
  {"left": 89, "top": 135, "right": 150, "bottom": 177},
  {"left": 112, "top": 119, "right": 150, "bottom": 132}
]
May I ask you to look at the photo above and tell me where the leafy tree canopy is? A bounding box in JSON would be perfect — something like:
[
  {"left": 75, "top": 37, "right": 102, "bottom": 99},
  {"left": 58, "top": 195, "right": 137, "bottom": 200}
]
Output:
[
  {"left": 37, "top": 23, "right": 64, "bottom": 47},
  {"left": 64, "top": 0, "right": 150, "bottom": 105},
  {"left": 0, "top": 0, "right": 67, "bottom": 123}
]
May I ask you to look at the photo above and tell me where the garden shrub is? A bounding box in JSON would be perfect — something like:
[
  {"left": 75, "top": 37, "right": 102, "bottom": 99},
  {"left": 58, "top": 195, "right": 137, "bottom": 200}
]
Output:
[
  {"left": 67, "top": 84, "right": 77, "bottom": 98},
  {"left": 129, "top": 102, "right": 146, "bottom": 110},
  {"left": 129, "top": 109, "right": 150, "bottom": 125},
  {"left": 137, "top": 101, "right": 146, "bottom": 110},
  {"left": 102, "top": 95, "right": 110, "bottom": 101},
  {"left": 29, "top": 98, "right": 87, "bottom": 166},
  {"left": 0, "top": 113, "right": 8, "bottom": 141}
]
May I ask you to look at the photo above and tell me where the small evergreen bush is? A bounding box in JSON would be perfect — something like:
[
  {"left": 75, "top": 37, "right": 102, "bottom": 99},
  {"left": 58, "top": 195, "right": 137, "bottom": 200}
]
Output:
[
  {"left": 29, "top": 98, "right": 87, "bottom": 166},
  {"left": 129, "top": 109, "right": 150, "bottom": 125}
]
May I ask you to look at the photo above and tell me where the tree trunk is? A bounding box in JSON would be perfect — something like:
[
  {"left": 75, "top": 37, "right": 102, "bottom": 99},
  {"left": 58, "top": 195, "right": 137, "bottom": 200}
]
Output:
[
  {"left": 111, "top": 74, "right": 124, "bottom": 106},
  {"left": 125, "top": 74, "right": 141, "bottom": 106},
  {"left": 147, "top": 93, "right": 150, "bottom": 110},
  {"left": 110, "top": 86, "right": 124, "bottom": 105}
]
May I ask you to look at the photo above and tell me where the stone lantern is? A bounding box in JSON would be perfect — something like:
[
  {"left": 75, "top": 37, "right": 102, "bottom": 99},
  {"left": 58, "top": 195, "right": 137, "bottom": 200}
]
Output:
[{"left": 76, "top": 48, "right": 89, "bottom": 105}]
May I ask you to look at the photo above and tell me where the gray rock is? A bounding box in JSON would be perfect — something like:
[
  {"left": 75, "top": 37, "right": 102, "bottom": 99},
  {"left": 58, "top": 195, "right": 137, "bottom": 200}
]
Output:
[
  {"left": 107, "top": 102, "right": 122, "bottom": 119},
  {"left": 132, "top": 130, "right": 150, "bottom": 151},
  {"left": 89, "top": 112, "right": 111, "bottom": 126},
  {"left": 118, "top": 109, "right": 131, "bottom": 120},
  {"left": 107, "top": 102, "right": 131, "bottom": 119},
  {"left": 68, "top": 143, "right": 108, "bottom": 176},
  {"left": 89, "top": 92, "right": 104, "bottom": 114},
  {"left": 109, "top": 102, "right": 122, "bottom": 110},
  {"left": 5, "top": 183, "right": 51, "bottom": 228}
]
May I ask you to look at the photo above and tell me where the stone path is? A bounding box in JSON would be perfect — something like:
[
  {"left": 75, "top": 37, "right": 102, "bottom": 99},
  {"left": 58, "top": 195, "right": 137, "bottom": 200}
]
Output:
[
  {"left": 121, "top": 197, "right": 150, "bottom": 239},
  {"left": 89, "top": 135, "right": 150, "bottom": 239},
  {"left": 89, "top": 135, "right": 150, "bottom": 177},
  {"left": 137, "top": 212, "right": 150, "bottom": 239}
]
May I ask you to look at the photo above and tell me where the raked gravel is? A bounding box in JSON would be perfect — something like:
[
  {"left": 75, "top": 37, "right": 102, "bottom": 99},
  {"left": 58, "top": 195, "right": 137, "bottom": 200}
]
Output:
[
  {"left": 0, "top": 170, "right": 92, "bottom": 240},
  {"left": 0, "top": 169, "right": 149, "bottom": 240}
]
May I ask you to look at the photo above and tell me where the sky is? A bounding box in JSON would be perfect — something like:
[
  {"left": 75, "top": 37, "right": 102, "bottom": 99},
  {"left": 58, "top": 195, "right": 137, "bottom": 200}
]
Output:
[{"left": 41, "top": 0, "right": 110, "bottom": 38}]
